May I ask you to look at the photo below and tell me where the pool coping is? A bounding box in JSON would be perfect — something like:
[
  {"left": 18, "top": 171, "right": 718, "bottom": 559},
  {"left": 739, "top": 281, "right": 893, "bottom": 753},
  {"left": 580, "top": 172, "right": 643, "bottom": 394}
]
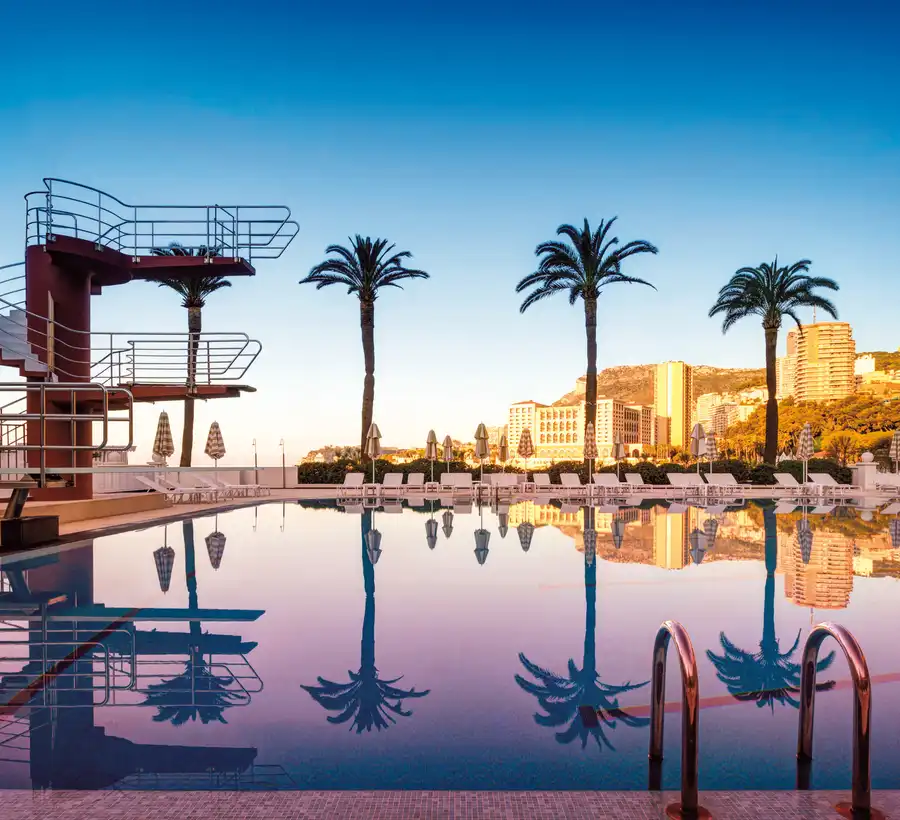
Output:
[{"left": 3, "top": 789, "right": 899, "bottom": 819}]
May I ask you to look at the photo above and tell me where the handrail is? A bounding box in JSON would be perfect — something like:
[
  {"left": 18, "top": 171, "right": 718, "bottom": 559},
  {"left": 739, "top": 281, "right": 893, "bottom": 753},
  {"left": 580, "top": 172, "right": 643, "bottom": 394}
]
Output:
[
  {"left": 797, "top": 622, "right": 882, "bottom": 819},
  {"left": 25, "top": 178, "right": 299, "bottom": 261},
  {"left": 648, "top": 620, "right": 710, "bottom": 820}
]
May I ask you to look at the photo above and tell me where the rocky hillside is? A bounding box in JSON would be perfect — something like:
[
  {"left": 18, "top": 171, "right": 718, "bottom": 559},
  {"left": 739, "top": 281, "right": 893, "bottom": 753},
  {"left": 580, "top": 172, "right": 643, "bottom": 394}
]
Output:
[{"left": 554, "top": 364, "right": 766, "bottom": 406}]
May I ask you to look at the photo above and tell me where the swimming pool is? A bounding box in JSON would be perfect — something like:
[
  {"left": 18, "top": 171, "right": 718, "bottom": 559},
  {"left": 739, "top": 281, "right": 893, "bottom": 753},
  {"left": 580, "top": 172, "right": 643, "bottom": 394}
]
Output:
[{"left": 1, "top": 498, "right": 898, "bottom": 791}]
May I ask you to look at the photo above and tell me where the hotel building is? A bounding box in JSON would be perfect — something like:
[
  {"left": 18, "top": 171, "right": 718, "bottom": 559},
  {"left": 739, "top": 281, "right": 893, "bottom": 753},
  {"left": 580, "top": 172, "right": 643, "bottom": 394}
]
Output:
[
  {"left": 653, "top": 361, "right": 694, "bottom": 448},
  {"left": 777, "top": 323, "right": 856, "bottom": 403}
]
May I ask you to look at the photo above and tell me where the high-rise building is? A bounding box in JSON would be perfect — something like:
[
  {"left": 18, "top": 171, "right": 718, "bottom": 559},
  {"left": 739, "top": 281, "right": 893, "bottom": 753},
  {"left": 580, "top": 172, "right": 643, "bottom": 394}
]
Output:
[
  {"left": 793, "top": 322, "right": 856, "bottom": 402},
  {"left": 775, "top": 354, "right": 796, "bottom": 399},
  {"left": 653, "top": 361, "right": 694, "bottom": 448}
]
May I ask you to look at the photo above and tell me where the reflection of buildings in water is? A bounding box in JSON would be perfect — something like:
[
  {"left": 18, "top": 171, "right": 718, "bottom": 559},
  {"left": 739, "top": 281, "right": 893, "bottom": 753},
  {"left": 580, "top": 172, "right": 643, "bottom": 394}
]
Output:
[{"left": 778, "top": 526, "right": 853, "bottom": 610}]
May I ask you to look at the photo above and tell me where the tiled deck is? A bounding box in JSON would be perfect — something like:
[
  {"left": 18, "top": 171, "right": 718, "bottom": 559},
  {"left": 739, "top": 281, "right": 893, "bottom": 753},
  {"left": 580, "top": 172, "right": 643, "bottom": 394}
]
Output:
[{"left": 2, "top": 790, "right": 896, "bottom": 819}]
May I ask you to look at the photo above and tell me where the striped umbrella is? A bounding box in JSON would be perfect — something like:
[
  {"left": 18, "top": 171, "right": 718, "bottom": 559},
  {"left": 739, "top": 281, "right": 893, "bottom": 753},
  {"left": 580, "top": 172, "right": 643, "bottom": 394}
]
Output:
[
  {"left": 475, "top": 423, "right": 490, "bottom": 482},
  {"left": 890, "top": 518, "right": 900, "bottom": 549},
  {"left": 612, "top": 432, "right": 626, "bottom": 480},
  {"left": 498, "top": 435, "right": 509, "bottom": 468},
  {"left": 706, "top": 433, "right": 718, "bottom": 472},
  {"left": 583, "top": 528, "right": 597, "bottom": 566},
  {"left": 690, "top": 423, "right": 706, "bottom": 474},
  {"left": 152, "top": 411, "right": 175, "bottom": 464},
  {"left": 890, "top": 431, "right": 900, "bottom": 473},
  {"left": 442, "top": 435, "right": 454, "bottom": 473},
  {"left": 205, "top": 528, "right": 226, "bottom": 570},
  {"left": 365, "top": 423, "right": 382, "bottom": 483},
  {"left": 798, "top": 424, "right": 814, "bottom": 484},
  {"left": 153, "top": 538, "right": 175, "bottom": 594},
  {"left": 703, "top": 517, "right": 719, "bottom": 548},
  {"left": 517, "top": 428, "right": 534, "bottom": 461},
  {"left": 426, "top": 430, "right": 438, "bottom": 482},
  {"left": 204, "top": 421, "right": 226, "bottom": 461},
  {"left": 796, "top": 517, "right": 813, "bottom": 564},
  {"left": 517, "top": 521, "right": 535, "bottom": 552},
  {"left": 583, "top": 422, "right": 598, "bottom": 475},
  {"left": 441, "top": 509, "right": 454, "bottom": 539}
]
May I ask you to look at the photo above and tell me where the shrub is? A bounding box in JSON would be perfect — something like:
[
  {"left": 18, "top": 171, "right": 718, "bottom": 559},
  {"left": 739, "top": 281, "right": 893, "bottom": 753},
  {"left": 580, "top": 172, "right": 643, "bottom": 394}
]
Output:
[
  {"left": 748, "top": 464, "right": 777, "bottom": 485},
  {"left": 699, "top": 459, "right": 752, "bottom": 483}
]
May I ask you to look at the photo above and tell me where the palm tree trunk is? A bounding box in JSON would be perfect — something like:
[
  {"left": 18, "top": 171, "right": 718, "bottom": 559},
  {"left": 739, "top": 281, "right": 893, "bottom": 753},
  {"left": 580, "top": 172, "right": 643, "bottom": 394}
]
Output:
[
  {"left": 360, "top": 300, "right": 375, "bottom": 458},
  {"left": 583, "top": 556, "right": 597, "bottom": 678},
  {"left": 183, "top": 519, "right": 201, "bottom": 643},
  {"left": 763, "top": 325, "right": 778, "bottom": 464},
  {"left": 762, "top": 509, "right": 777, "bottom": 652},
  {"left": 180, "top": 307, "right": 201, "bottom": 467},
  {"left": 361, "top": 510, "right": 376, "bottom": 671},
  {"left": 584, "top": 298, "right": 598, "bottom": 465}
]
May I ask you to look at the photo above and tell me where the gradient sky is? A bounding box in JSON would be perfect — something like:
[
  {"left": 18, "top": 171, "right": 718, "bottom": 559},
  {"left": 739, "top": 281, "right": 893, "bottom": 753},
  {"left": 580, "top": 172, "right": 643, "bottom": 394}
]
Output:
[{"left": 1, "top": 1, "right": 898, "bottom": 464}]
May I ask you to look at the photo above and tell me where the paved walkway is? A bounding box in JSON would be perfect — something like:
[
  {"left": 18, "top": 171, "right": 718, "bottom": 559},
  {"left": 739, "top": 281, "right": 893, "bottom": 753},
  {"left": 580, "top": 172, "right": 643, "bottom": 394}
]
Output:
[{"left": 2, "top": 790, "right": 896, "bottom": 819}]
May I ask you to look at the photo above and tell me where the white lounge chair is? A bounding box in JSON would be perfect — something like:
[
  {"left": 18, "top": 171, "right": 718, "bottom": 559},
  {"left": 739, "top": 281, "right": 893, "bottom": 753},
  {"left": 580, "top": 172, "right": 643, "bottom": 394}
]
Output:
[
  {"left": 404, "top": 473, "right": 425, "bottom": 494},
  {"left": 381, "top": 472, "right": 405, "bottom": 499},
  {"left": 592, "top": 473, "right": 627, "bottom": 496},
  {"left": 560, "top": 473, "right": 587, "bottom": 497},
  {"left": 531, "top": 473, "right": 555, "bottom": 494},
  {"left": 196, "top": 474, "right": 266, "bottom": 499},
  {"left": 624, "top": 473, "right": 659, "bottom": 493},
  {"left": 809, "top": 472, "right": 860, "bottom": 496},
  {"left": 140, "top": 476, "right": 215, "bottom": 504},
  {"left": 338, "top": 473, "right": 365, "bottom": 499},
  {"left": 440, "top": 473, "right": 474, "bottom": 496},
  {"left": 667, "top": 473, "right": 706, "bottom": 497},
  {"left": 704, "top": 473, "right": 752, "bottom": 494},
  {"left": 773, "top": 472, "right": 809, "bottom": 498},
  {"left": 491, "top": 473, "right": 520, "bottom": 498}
]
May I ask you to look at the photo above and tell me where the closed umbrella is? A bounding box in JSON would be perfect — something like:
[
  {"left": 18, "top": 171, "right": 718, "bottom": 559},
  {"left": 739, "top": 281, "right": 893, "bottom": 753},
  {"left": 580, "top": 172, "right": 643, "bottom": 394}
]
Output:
[
  {"left": 690, "top": 423, "right": 706, "bottom": 475},
  {"left": 425, "top": 516, "right": 439, "bottom": 550},
  {"left": 499, "top": 435, "right": 509, "bottom": 472},
  {"left": 890, "top": 518, "right": 900, "bottom": 549},
  {"left": 689, "top": 528, "right": 707, "bottom": 565},
  {"left": 204, "top": 421, "right": 226, "bottom": 488},
  {"left": 474, "top": 528, "right": 490, "bottom": 565},
  {"left": 365, "top": 423, "right": 382, "bottom": 484},
  {"left": 706, "top": 433, "right": 718, "bottom": 473},
  {"left": 584, "top": 422, "right": 598, "bottom": 476},
  {"left": 426, "top": 430, "right": 439, "bottom": 482},
  {"left": 798, "top": 424, "right": 814, "bottom": 484},
  {"left": 583, "top": 528, "right": 597, "bottom": 566},
  {"left": 498, "top": 511, "right": 509, "bottom": 538},
  {"left": 612, "top": 432, "right": 626, "bottom": 481},
  {"left": 475, "top": 423, "right": 490, "bottom": 483},
  {"left": 890, "top": 431, "right": 900, "bottom": 474},
  {"left": 442, "top": 509, "right": 454, "bottom": 539},
  {"left": 703, "top": 517, "right": 719, "bottom": 548},
  {"left": 517, "top": 521, "right": 535, "bottom": 552},
  {"left": 152, "top": 411, "right": 175, "bottom": 465},
  {"left": 611, "top": 516, "right": 626, "bottom": 549},
  {"left": 366, "top": 522, "right": 383, "bottom": 565},
  {"left": 442, "top": 435, "right": 454, "bottom": 475},
  {"left": 517, "top": 428, "right": 534, "bottom": 474},
  {"left": 153, "top": 527, "right": 175, "bottom": 594},
  {"left": 796, "top": 517, "right": 813, "bottom": 564},
  {"left": 205, "top": 523, "right": 226, "bottom": 570}
]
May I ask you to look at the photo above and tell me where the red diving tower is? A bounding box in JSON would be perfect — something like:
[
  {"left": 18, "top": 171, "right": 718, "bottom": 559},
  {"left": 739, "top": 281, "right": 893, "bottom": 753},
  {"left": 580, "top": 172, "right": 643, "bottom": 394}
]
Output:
[{"left": 0, "top": 178, "right": 297, "bottom": 509}]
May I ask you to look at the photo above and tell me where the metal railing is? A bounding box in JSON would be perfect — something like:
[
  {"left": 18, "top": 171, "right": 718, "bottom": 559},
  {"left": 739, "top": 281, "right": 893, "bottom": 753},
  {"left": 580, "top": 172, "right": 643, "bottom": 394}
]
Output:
[
  {"left": 648, "top": 620, "right": 711, "bottom": 820},
  {"left": 25, "top": 178, "right": 298, "bottom": 261},
  {"left": 0, "top": 382, "right": 133, "bottom": 486},
  {"left": 797, "top": 622, "right": 881, "bottom": 819},
  {"left": 0, "top": 270, "right": 261, "bottom": 386}
]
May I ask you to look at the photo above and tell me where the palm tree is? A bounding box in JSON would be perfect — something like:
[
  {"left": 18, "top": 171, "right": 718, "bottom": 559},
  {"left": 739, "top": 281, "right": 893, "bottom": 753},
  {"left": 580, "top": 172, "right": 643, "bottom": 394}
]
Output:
[
  {"left": 515, "top": 507, "right": 649, "bottom": 750},
  {"left": 141, "top": 520, "right": 245, "bottom": 725},
  {"left": 706, "top": 507, "right": 835, "bottom": 709},
  {"left": 709, "top": 259, "right": 838, "bottom": 464},
  {"left": 150, "top": 243, "right": 232, "bottom": 466},
  {"left": 301, "top": 510, "right": 429, "bottom": 731},
  {"left": 515, "top": 219, "right": 657, "bottom": 461},
  {"left": 299, "top": 237, "right": 429, "bottom": 455}
]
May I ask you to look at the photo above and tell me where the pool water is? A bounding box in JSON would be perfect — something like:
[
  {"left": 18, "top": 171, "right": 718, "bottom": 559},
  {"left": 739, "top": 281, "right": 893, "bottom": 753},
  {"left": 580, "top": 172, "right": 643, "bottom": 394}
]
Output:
[{"left": 1, "top": 498, "right": 899, "bottom": 791}]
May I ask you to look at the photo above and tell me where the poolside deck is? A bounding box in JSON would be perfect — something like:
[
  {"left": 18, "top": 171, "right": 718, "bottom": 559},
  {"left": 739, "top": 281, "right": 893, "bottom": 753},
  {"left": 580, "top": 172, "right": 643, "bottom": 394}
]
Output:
[{"left": 3, "top": 789, "right": 897, "bottom": 818}]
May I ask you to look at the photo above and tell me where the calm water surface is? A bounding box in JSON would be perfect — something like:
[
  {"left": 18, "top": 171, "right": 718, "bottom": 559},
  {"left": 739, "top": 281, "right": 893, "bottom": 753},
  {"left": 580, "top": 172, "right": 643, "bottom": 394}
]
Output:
[{"left": 1, "top": 498, "right": 899, "bottom": 791}]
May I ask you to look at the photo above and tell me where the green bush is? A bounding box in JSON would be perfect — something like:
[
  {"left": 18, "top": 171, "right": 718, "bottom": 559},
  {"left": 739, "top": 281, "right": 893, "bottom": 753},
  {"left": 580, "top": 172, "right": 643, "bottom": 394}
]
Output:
[
  {"left": 748, "top": 464, "right": 777, "bottom": 485},
  {"left": 627, "top": 462, "right": 668, "bottom": 485},
  {"left": 699, "top": 459, "right": 752, "bottom": 483}
]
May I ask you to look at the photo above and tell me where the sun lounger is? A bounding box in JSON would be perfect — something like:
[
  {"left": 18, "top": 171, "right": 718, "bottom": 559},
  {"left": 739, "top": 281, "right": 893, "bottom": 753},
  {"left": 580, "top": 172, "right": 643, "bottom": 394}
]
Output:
[
  {"left": 624, "top": 473, "right": 659, "bottom": 493},
  {"left": 338, "top": 472, "right": 365, "bottom": 499},
  {"left": 774, "top": 502, "right": 798, "bottom": 515},
  {"left": 881, "top": 502, "right": 900, "bottom": 515},
  {"left": 404, "top": 473, "right": 425, "bottom": 494},
  {"left": 704, "top": 473, "right": 753, "bottom": 494},
  {"left": 196, "top": 474, "right": 267, "bottom": 499},
  {"left": 531, "top": 473, "right": 555, "bottom": 495},
  {"left": 381, "top": 472, "right": 405, "bottom": 499},
  {"left": 875, "top": 472, "right": 900, "bottom": 491},
  {"left": 808, "top": 472, "right": 860, "bottom": 496},
  {"left": 440, "top": 473, "right": 474, "bottom": 496},
  {"left": 139, "top": 476, "right": 215, "bottom": 504},
  {"left": 772, "top": 473, "right": 810, "bottom": 498},
  {"left": 592, "top": 473, "right": 627, "bottom": 496},
  {"left": 560, "top": 473, "right": 587, "bottom": 497},
  {"left": 667, "top": 473, "right": 706, "bottom": 496},
  {"left": 381, "top": 500, "right": 403, "bottom": 513},
  {"left": 491, "top": 473, "right": 520, "bottom": 497}
]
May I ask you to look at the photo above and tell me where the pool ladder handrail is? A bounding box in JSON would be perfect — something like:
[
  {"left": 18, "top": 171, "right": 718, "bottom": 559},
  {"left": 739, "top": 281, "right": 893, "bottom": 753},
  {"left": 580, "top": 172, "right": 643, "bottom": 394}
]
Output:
[
  {"left": 797, "top": 621, "right": 883, "bottom": 819},
  {"left": 648, "top": 620, "right": 711, "bottom": 819}
]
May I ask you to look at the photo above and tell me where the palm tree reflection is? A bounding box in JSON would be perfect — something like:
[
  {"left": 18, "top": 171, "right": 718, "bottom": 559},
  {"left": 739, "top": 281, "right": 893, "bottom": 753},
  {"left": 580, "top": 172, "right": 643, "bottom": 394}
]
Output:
[
  {"left": 142, "top": 520, "right": 243, "bottom": 725},
  {"left": 516, "top": 507, "right": 649, "bottom": 750},
  {"left": 706, "top": 507, "right": 835, "bottom": 709},
  {"left": 302, "top": 510, "right": 429, "bottom": 732}
]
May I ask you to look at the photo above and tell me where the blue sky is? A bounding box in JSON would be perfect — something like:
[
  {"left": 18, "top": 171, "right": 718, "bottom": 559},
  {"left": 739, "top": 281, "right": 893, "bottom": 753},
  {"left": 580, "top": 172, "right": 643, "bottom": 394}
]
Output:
[{"left": 1, "top": 1, "right": 898, "bottom": 464}]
